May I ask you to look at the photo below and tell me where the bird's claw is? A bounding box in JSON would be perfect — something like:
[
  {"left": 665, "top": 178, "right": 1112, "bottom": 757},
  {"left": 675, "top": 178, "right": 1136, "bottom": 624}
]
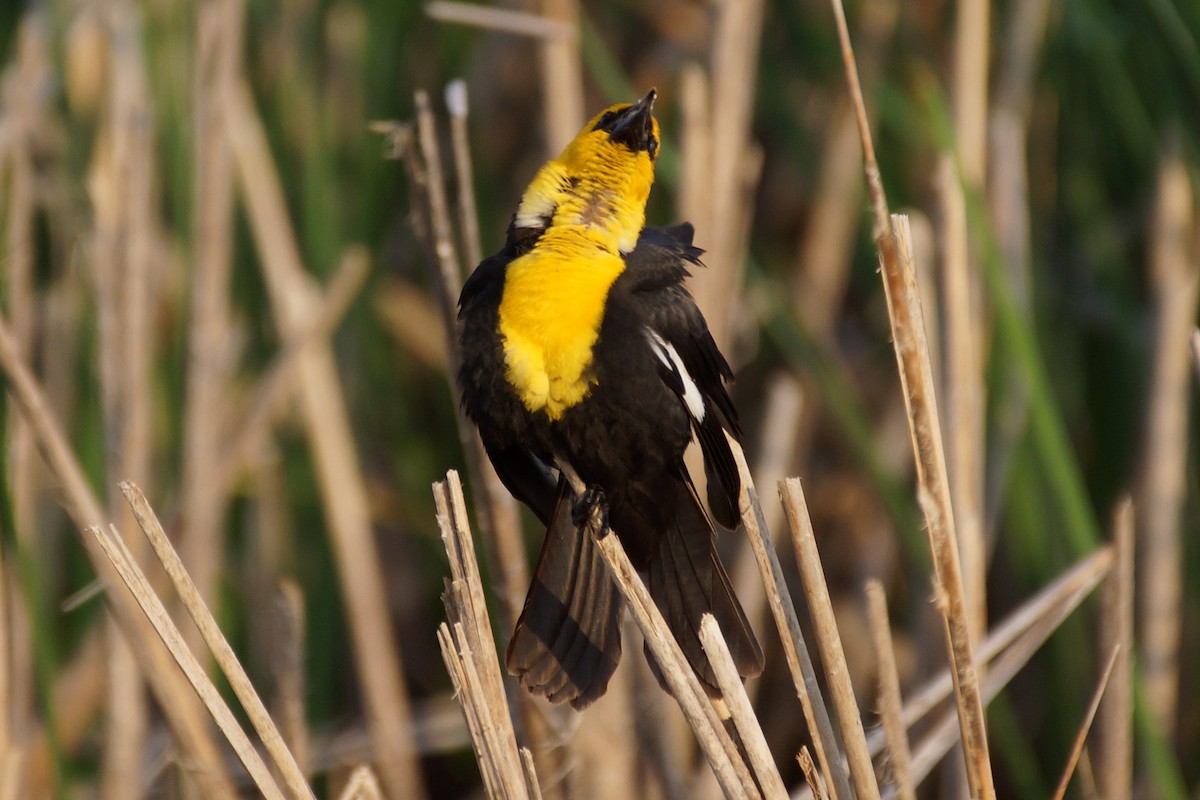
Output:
[{"left": 572, "top": 486, "right": 610, "bottom": 538}]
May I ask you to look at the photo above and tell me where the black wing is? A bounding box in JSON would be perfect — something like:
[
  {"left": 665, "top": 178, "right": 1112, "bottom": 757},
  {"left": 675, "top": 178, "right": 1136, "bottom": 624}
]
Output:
[{"left": 626, "top": 224, "right": 743, "bottom": 529}]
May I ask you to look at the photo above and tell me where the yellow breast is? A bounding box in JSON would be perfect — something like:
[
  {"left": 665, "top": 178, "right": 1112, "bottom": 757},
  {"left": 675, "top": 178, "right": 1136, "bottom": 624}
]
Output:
[{"left": 497, "top": 231, "right": 625, "bottom": 420}]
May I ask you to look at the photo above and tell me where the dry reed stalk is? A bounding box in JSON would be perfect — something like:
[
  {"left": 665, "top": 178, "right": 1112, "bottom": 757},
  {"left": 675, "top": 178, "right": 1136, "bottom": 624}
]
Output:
[
  {"left": 181, "top": 0, "right": 242, "bottom": 646},
  {"left": 829, "top": 2, "right": 995, "bottom": 784},
  {"left": 120, "top": 482, "right": 316, "bottom": 800},
  {"left": 864, "top": 582, "right": 915, "bottom": 800},
  {"left": 797, "top": 748, "right": 828, "bottom": 800},
  {"left": 781, "top": 478, "right": 881, "bottom": 800},
  {"left": 1137, "top": 147, "right": 1197, "bottom": 733},
  {"left": 553, "top": 467, "right": 759, "bottom": 800},
  {"left": 989, "top": 0, "right": 1047, "bottom": 302},
  {"left": 272, "top": 580, "right": 310, "bottom": 778},
  {"left": 213, "top": 246, "right": 370, "bottom": 492},
  {"left": 223, "top": 78, "right": 426, "bottom": 800},
  {"left": 426, "top": 1, "right": 575, "bottom": 41},
  {"left": 410, "top": 91, "right": 530, "bottom": 634},
  {"left": 934, "top": 160, "right": 987, "bottom": 646},
  {"left": 831, "top": 2, "right": 997, "bottom": 776},
  {"left": 953, "top": 0, "right": 989, "bottom": 186},
  {"left": 374, "top": 278, "right": 449, "bottom": 369},
  {"left": 727, "top": 437, "right": 851, "bottom": 800},
  {"left": 434, "top": 471, "right": 531, "bottom": 799},
  {"left": 93, "top": 6, "right": 159, "bottom": 792},
  {"left": 699, "top": 615, "right": 788, "bottom": 799},
  {"left": 1051, "top": 647, "right": 1120, "bottom": 800},
  {"left": 88, "top": 524, "right": 288, "bottom": 800},
  {"left": 445, "top": 80, "right": 483, "bottom": 269},
  {"left": 1097, "top": 500, "right": 1133, "bottom": 800},
  {"left": 538, "top": 0, "right": 583, "bottom": 155}
]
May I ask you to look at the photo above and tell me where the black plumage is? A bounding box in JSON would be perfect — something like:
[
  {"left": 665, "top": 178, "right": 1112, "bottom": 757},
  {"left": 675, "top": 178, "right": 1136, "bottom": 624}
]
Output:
[{"left": 457, "top": 220, "right": 763, "bottom": 708}]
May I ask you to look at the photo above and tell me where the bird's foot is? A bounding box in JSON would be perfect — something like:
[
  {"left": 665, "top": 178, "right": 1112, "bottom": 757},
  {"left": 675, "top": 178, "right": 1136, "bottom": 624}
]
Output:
[{"left": 572, "top": 486, "right": 610, "bottom": 538}]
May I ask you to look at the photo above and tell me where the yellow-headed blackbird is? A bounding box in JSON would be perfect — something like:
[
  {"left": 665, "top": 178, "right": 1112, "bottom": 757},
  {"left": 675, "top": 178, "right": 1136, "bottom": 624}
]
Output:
[{"left": 457, "top": 89, "right": 763, "bottom": 708}]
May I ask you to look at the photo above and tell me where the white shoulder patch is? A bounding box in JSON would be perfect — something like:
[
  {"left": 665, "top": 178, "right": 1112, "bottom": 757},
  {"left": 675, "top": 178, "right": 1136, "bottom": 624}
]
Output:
[{"left": 646, "top": 329, "right": 705, "bottom": 422}]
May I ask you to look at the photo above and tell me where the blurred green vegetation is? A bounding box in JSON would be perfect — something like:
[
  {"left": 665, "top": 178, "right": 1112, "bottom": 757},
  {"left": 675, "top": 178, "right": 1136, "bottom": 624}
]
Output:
[{"left": 1, "top": 0, "right": 1198, "bottom": 796}]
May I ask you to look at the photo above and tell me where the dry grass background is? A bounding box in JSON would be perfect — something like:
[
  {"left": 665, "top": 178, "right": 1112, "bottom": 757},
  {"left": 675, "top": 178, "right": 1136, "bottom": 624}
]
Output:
[{"left": 0, "top": 0, "right": 1197, "bottom": 798}]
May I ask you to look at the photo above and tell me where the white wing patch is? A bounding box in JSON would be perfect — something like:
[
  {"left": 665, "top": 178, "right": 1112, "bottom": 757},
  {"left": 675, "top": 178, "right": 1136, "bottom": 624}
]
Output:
[{"left": 646, "top": 329, "right": 705, "bottom": 422}]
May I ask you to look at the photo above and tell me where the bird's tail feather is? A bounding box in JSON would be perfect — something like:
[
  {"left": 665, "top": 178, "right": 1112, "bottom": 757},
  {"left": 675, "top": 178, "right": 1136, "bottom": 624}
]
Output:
[
  {"left": 645, "top": 477, "right": 763, "bottom": 696},
  {"left": 506, "top": 481, "right": 623, "bottom": 709}
]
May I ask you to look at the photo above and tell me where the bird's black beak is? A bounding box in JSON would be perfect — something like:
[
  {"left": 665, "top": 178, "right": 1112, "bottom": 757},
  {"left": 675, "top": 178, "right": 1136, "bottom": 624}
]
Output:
[{"left": 608, "top": 89, "right": 657, "bottom": 155}]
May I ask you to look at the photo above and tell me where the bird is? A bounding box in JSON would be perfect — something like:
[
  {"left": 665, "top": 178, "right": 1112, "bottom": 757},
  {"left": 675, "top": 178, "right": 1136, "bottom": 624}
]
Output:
[{"left": 457, "top": 89, "right": 763, "bottom": 709}]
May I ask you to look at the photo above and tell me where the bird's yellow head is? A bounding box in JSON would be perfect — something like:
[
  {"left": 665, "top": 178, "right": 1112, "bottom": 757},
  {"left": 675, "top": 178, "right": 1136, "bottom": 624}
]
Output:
[{"left": 515, "top": 89, "right": 661, "bottom": 254}]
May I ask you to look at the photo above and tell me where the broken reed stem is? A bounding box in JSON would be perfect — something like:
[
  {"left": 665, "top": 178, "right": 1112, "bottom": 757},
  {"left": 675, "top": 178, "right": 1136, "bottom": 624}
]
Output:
[
  {"left": 865, "top": 582, "right": 916, "bottom": 800},
  {"left": 0, "top": 312, "right": 238, "bottom": 798},
  {"left": 1097, "top": 499, "right": 1134, "bottom": 800},
  {"left": 88, "top": 524, "right": 287, "bottom": 800},
  {"left": 1050, "top": 646, "right": 1120, "bottom": 800},
  {"left": 224, "top": 76, "right": 425, "bottom": 800},
  {"left": 698, "top": 615, "right": 788, "bottom": 800},
  {"left": 520, "top": 748, "right": 544, "bottom": 800},
  {"left": 119, "top": 482, "right": 315, "bottom": 800},
  {"left": 433, "top": 472, "right": 529, "bottom": 798},
  {"left": 555, "top": 466, "right": 759, "bottom": 800},
  {"left": 438, "top": 622, "right": 528, "bottom": 799},
  {"left": 798, "top": 747, "right": 829, "bottom": 800},
  {"left": 727, "top": 437, "right": 852, "bottom": 800},
  {"left": 1137, "top": 146, "right": 1197, "bottom": 732},
  {"left": 782, "top": 479, "right": 881, "bottom": 800}
]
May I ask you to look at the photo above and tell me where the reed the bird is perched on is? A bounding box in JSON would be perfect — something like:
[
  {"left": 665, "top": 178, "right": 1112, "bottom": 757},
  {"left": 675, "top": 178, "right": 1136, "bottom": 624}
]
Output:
[{"left": 457, "top": 89, "right": 762, "bottom": 708}]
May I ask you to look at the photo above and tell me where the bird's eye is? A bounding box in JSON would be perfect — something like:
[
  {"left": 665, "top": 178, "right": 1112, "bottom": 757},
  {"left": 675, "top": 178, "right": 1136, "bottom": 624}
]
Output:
[{"left": 647, "top": 137, "right": 658, "bottom": 161}]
